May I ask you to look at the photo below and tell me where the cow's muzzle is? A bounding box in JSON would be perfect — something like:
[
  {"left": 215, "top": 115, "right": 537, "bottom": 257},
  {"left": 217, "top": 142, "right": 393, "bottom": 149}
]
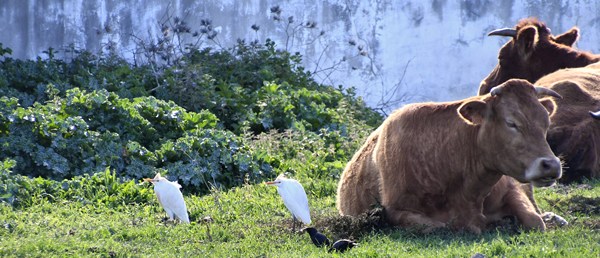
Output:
[{"left": 525, "top": 157, "right": 562, "bottom": 187}]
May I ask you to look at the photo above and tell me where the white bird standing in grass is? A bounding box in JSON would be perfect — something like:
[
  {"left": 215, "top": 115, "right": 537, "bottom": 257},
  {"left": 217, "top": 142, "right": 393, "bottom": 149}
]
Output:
[
  {"left": 266, "top": 174, "right": 311, "bottom": 231},
  {"left": 144, "top": 173, "right": 190, "bottom": 224}
]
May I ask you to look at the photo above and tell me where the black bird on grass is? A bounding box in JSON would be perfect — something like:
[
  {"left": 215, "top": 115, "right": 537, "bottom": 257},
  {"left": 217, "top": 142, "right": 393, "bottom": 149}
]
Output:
[
  {"left": 301, "top": 227, "right": 331, "bottom": 248},
  {"left": 328, "top": 239, "right": 358, "bottom": 253}
]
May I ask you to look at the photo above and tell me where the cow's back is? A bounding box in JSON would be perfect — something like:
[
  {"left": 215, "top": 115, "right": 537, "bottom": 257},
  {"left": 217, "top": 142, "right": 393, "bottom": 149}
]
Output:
[
  {"left": 536, "top": 66, "right": 600, "bottom": 124},
  {"left": 537, "top": 65, "right": 600, "bottom": 97}
]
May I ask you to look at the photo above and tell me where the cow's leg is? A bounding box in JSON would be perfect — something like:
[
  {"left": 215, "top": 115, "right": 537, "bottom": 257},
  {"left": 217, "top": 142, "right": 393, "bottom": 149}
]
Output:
[
  {"left": 450, "top": 209, "right": 486, "bottom": 234},
  {"left": 520, "top": 183, "right": 541, "bottom": 213},
  {"left": 485, "top": 176, "right": 547, "bottom": 231},
  {"left": 518, "top": 183, "right": 568, "bottom": 227},
  {"left": 386, "top": 209, "right": 445, "bottom": 233},
  {"left": 505, "top": 189, "right": 546, "bottom": 231}
]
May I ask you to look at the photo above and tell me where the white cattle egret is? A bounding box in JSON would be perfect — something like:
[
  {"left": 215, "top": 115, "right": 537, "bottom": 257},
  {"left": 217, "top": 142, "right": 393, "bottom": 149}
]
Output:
[
  {"left": 143, "top": 173, "right": 190, "bottom": 223},
  {"left": 266, "top": 174, "right": 311, "bottom": 231}
]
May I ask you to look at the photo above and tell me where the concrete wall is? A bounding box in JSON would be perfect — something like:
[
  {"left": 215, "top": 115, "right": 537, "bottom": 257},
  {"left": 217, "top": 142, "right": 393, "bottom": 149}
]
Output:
[{"left": 1, "top": 0, "right": 599, "bottom": 111}]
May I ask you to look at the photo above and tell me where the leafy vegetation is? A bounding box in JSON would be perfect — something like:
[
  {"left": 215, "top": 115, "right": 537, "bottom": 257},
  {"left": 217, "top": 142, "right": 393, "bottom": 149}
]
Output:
[{"left": 0, "top": 38, "right": 381, "bottom": 194}]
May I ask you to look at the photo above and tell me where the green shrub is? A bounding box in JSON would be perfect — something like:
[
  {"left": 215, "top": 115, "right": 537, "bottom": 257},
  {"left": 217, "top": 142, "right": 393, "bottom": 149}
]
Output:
[
  {"left": 158, "top": 129, "right": 273, "bottom": 193},
  {"left": 0, "top": 165, "right": 153, "bottom": 209},
  {"left": 0, "top": 88, "right": 272, "bottom": 193},
  {"left": 0, "top": 39, "right": 382, "bottom": 195},
  {"left": 0, "top": 49, "right": 155, "bottom": 107},
  {"left": 156, "top": 40, "right": 382, "bottom": 134}
]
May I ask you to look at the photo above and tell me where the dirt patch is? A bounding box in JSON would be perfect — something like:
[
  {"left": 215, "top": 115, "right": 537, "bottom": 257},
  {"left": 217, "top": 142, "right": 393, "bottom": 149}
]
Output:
[
  {"left": 314, "top": 206, "right": 389, "bottom": 240},
  {"left": 551, "top": 183, "right": 594, "bottom": 195},
  {"left": 564, "top": 196, "right": 600, "bottom": 214},
  {"left": 546, "top": 195, "right": 600, "bottom": 215},
  {"left": 543, "top": 193, "right": 600, "bottom": 230},
  {"left": 578, "top": 219, "right": 600, "bottom": 229}
]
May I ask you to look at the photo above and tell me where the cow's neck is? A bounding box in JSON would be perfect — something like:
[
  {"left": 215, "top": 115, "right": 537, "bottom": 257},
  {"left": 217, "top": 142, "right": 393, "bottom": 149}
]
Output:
[
  {"left": 457, "top": 126, "right": 504, "bottom": 202},
  {"left": 467, "top": 167, "right": 503, "bottom": 198},
  {"left": 445, "top": 133, "right": 503, "bottom": 229}
]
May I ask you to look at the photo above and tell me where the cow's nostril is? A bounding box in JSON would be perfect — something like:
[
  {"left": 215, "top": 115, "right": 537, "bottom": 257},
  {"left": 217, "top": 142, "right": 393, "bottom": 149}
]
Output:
[
  {"left": 541, "top": 158, "right": 560, "bottom": 171},
  {"left": 541, "top": 159, "right": 552, "bottom": 170}
]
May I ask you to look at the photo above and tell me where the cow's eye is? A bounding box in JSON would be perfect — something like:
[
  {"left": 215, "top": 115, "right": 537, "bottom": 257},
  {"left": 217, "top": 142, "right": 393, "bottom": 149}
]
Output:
[{"left": 506, "top": 120, "right": 518, "bottom": 130}]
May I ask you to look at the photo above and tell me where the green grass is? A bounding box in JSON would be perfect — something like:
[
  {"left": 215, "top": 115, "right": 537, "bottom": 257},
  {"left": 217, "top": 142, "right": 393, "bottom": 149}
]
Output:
[{"left": 1, "top": 179, "right": 599, "bottom": 257}]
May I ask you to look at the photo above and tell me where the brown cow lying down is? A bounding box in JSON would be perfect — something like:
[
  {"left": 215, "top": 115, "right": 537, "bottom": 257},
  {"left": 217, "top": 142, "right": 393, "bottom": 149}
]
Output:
[
  {"left": 479, "top": 18, "right": 600, "bottom": 182},
  {"left": 337, "top": 79, "right": 563, "bottom": 234}
]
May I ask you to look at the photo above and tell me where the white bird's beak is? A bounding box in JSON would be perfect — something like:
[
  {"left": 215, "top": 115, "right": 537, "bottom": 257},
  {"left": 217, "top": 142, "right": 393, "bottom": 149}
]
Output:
[
  {"left": 265, "top": 181, "right": 277, "bottom": 185},
  {"left": 143, "top": 178, "right": 157, "bottom": 183}
]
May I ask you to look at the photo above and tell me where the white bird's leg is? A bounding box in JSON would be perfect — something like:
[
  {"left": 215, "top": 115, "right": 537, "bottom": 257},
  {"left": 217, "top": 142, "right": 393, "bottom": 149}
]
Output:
[
  {"left": 292, "top": 216, "right": 297, "bottom": 232},
  {"left": 165, "top": 209, "right": 176, "bottom": 223}
]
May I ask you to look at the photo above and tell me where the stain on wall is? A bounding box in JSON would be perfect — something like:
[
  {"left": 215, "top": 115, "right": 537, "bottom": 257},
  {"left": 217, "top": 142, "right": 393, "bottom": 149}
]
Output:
[{"left": 1, "top": 0, "right": 599, "bottom": 111}]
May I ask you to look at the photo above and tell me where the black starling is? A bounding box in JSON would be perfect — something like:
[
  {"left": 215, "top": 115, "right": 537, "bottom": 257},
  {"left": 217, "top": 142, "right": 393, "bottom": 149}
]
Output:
[
  {"left": 328, "top": 239, "right": 358, "bottom": 253},
  {"left": 301, "top": 227, "right": 331, "bottom": 248}
]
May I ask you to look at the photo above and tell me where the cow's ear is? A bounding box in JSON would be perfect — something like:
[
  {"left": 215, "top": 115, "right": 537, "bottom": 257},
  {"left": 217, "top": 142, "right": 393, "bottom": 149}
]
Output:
[
  {"left": 516, "top": 26, "right": 539, "bottom": 56},
  {"left": 539, "top": 98, "right": 556, "bottom": 116},
  {"left": 458, "top": 100, "right": 487, "bottom": 125},
  {"left": 554, "top": 27, "right": 579, "bottom": 46}
]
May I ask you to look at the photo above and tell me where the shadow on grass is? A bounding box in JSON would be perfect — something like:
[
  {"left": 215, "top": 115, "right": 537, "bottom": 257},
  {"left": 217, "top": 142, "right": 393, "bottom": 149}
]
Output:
[
  {"left": 309, "top": 188, "right": 600, "bottom": 245},
  {"left": 545, "top": 194, "right": 600, "bottom": 229},
  {"left": 312, "top": 206, "right": 525, "bottom": 244}
]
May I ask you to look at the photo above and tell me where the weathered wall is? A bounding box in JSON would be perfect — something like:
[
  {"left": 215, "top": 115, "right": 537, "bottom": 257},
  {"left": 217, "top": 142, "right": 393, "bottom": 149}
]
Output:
[{"left": 1, "top": 0, "right": 599, "bottom": 111}]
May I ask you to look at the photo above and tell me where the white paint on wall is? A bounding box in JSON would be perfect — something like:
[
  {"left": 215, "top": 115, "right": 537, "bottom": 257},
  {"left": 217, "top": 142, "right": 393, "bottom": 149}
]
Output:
[{"left": 1, "top": 0, "right": 599, "bottom": 112}]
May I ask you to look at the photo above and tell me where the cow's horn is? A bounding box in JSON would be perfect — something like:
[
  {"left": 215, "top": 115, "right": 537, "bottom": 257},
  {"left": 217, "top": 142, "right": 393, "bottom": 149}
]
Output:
[
  {"left": 534, "top": 86, "right": 562, "bottom": 99},
  {"left": 488, "top": 28, "right": 517, "bottom": 37},
  {"left": 590, "top": 111, "right": 600, "bottom": 120},
  {"left": 490, "top": 86, "right": 502, "bottom": 96}
]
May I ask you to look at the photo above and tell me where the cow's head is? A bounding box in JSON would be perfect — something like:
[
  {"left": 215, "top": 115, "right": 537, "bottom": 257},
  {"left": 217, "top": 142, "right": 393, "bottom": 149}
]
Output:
[
  {"left": 459, "top": 79, "right": 562, "bottom": 186},
  {"left": 479, "top": 18, "right": 581, "bottom": 95}
]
